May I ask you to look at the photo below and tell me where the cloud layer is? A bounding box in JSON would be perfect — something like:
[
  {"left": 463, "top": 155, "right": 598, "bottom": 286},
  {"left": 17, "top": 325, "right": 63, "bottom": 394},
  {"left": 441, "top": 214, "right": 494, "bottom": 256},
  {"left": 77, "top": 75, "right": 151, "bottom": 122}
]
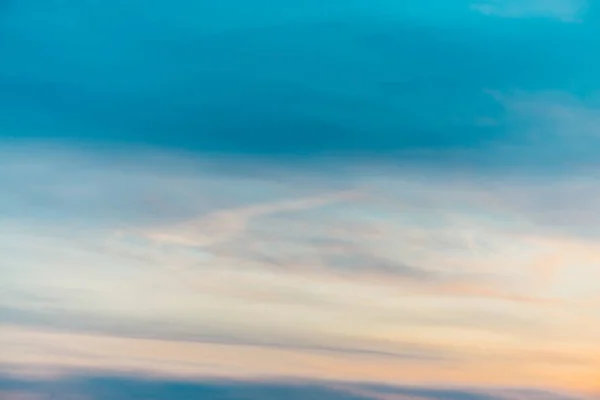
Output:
[{"left": 1, "top": 145, "right": 600, "bottom": 392}]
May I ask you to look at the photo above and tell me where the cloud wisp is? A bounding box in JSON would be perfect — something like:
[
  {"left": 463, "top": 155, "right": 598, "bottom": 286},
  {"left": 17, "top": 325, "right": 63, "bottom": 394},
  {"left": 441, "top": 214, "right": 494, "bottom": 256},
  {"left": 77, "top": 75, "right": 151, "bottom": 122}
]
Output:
[{"left": 471, "top": 0, "right": 588, "bottom": 21}]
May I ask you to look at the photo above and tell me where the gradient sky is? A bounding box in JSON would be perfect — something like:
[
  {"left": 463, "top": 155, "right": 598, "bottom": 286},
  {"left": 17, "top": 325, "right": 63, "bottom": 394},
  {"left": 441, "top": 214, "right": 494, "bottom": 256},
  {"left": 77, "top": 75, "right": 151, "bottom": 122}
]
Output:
[{"left": 1, "top": 0, "right": 600, "bottom": 399}]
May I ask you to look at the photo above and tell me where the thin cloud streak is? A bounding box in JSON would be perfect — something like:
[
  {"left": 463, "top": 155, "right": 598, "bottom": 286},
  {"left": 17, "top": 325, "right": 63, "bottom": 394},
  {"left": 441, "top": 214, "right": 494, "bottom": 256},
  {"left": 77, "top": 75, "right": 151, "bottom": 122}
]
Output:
[
  {"left": 141, "top": 189, "right": 366, "bottom": 247},
  {"left": 471, "top": 0, "right": 588, "bottom": 21}
]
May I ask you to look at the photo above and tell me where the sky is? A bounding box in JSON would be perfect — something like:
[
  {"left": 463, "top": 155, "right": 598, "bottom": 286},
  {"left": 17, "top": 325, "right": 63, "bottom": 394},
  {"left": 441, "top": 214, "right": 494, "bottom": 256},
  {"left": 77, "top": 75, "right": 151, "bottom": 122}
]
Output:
[{"left": 1, "top": 0, "right": 600, "bottom": 399}]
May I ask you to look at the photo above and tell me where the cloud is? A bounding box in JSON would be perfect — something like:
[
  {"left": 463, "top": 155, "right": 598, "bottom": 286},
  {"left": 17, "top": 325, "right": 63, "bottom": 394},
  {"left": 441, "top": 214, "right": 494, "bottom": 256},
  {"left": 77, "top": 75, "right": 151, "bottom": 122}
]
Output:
[
  {"left": 492, "top": 91, "right": 600, "bottom": 138},
  {"left": 141, "top": 189, "right": 365, "bottom": 247},
  {"left": 0, "top": 306, "right": 449, "bottom": 362},
  {"left": 0, "top": 376, "right": 590, "bottom": 400},
  {"left": 471, "top": 0, "right": 587, "bottom": 21},
  {"left": 2, "top": 144, "right": 600, "bottom": 391}
]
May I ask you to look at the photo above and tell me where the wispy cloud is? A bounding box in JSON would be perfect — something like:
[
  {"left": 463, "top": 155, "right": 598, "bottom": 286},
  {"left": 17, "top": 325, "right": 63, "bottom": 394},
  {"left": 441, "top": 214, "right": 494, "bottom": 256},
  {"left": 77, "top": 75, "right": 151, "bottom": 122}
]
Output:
[
  {"left": 140, "top": 189, "right": 365, "bottom": 247},
  {"left": 1, "top": 143, "right": 600, "bottom": 391},
  {"left": 0, "top": 375, "right": 592, "bottom": 400},
  {"left": 471, "top": 0, "right": 588, "bottom": 21},
  {"left": 492, "top": 91, "right": 600, "bottom": 144}
]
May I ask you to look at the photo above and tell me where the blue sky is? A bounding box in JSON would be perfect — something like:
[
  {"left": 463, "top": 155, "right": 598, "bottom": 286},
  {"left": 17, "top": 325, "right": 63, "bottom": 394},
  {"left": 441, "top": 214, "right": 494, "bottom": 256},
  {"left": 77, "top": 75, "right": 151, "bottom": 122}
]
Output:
[
  {"left": 2, "top": 0, "right": 600, "bottom": 165},
  {"left": 1, "top": 0, "right": 600, "bottom": 399}
]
